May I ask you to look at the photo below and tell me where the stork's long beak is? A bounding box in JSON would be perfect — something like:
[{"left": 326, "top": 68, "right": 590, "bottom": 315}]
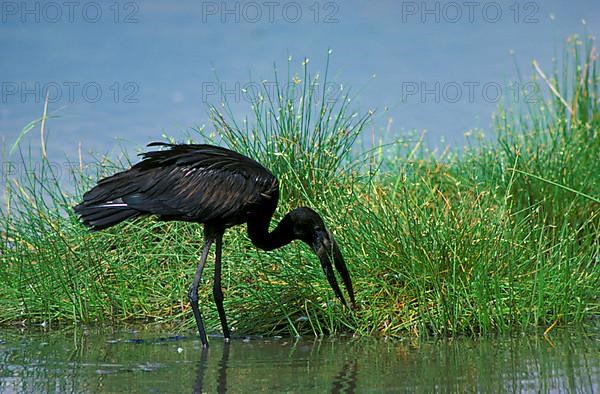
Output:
[{"left": 312, "top": 230, "right": 356, "bottom": 308}]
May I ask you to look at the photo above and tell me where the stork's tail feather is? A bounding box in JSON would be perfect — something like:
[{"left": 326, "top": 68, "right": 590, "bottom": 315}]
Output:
[{"left": 73, "top": 202, "right": 140, "bottom": 231}]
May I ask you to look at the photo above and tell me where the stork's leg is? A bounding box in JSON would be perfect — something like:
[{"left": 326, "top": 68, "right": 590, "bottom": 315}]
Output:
[
  {"left": 188, "top": 236, "right": 213, "bottom": 348},
  {"left": 213, "top": 231, "right": 231, "bottom": 340}
]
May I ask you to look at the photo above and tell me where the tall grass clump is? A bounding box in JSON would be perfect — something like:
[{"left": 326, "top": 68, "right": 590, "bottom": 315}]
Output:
[
  {"left": 497, "top": 35, "right": 599, "bottom": 231},
  {"left": 206, "top": 53, "right": 372, "bottom": 204},
  {"left": 1, "top": 39, "right": 598, "bottom": 338}
]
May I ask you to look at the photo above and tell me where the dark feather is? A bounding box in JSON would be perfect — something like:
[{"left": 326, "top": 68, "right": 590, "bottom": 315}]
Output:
[{"left": 74, "top": 143, "right": 279, "bottom": 230}]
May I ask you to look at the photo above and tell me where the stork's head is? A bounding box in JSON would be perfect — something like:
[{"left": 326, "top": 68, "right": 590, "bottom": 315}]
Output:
[{"left": 286, "top": 207, "right": 356, "bottom": 308}]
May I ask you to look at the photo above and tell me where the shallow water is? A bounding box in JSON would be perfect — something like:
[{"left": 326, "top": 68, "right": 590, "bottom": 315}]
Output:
[{"left": 0, "top": 328, "right": 598, "bottom": 393}]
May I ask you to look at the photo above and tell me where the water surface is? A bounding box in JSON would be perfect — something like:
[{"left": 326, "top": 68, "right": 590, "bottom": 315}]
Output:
[
  {"left": 2, "top": 0, "right": 600, "bottom": 160},
  {"left": 1, "top": 328, "right": 598, "bottom": 392}
]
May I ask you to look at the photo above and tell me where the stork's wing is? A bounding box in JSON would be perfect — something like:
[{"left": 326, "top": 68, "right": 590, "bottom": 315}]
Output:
[{"left": 74, "top": 143, "right": 279, "bottom": 230}]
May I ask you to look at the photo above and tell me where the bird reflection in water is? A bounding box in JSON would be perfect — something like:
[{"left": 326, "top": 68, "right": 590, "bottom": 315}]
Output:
[
  {"left": 331, "top": 360, "right": 358, "bottom": 394},
  {"left": 192, "top": 340, "right": 358, "bottom": 393},
  {"left": 193, "top": 343, "right": 230, "bottom": 394}
]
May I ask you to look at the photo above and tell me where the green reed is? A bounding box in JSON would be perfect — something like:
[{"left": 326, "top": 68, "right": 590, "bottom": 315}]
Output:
[{"left": 0, "top": 38, "right": 597, "bottom": 338}]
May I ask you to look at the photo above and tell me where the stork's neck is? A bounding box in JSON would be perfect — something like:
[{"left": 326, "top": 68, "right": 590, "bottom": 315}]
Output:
[{"left": 247, "top": 213, "right": 294, "bottom": 251}]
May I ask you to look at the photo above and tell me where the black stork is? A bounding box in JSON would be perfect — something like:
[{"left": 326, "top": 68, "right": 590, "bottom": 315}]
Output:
[{"left": 74, "top": 142, "right": 356, "bottom": 347}]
